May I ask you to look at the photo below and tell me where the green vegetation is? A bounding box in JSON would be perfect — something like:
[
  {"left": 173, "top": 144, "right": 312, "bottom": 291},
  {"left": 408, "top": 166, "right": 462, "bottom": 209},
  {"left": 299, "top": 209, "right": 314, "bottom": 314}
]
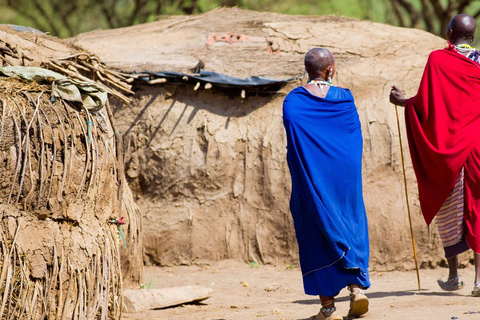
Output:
[
  {"left": 140, "top": 279, "right": 154, "bottom": 289},
  {"left": 0, "top": 0, "right": 405, "bottom": 38},
  {"left": 1, "top": 0, "right": 480, "bottom": 44}
]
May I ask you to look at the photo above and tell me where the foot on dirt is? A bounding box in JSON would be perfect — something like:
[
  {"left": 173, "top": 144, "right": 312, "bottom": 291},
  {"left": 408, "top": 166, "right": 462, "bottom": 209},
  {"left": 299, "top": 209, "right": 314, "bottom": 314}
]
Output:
[
  {"left": 308, "top": 306, "right": 343, "bottom": 320},
  {"left": 348, "top": 288, "right": 369, "bottom": 317},
  {"left": 437, "top": 277, "right": 464, "bottom": 291},
  {"left": 472, "top": 283, "right": 480, "bottom": 297}
]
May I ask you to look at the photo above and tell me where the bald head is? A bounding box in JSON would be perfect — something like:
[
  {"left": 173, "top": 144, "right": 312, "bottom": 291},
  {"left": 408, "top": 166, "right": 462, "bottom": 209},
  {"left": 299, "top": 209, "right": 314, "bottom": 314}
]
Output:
[
  {"left": 447, "top": 14, "right": 476, "bottom": 45},
  {"left": 304, "top": 47, "right": 335, "bottom": 81}
]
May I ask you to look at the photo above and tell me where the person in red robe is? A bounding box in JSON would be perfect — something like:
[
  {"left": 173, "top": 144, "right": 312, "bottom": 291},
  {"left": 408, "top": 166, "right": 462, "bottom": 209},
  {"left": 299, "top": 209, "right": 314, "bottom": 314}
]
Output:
[{"left": 390, "top": 13, "right": 480, "bottom": 297}]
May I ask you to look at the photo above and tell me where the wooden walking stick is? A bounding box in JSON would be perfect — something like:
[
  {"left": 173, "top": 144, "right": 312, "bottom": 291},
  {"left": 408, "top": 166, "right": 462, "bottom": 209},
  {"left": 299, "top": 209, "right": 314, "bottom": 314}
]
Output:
[{"left": 395, "top": 104, "right": 421, "bottom": 291}]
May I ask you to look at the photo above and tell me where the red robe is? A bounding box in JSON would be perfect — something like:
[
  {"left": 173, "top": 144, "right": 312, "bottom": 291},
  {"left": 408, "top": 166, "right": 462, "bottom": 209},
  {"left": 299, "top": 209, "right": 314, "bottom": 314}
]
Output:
[{"left": 405, "top": 44, "right": 480, "bottom": 253}]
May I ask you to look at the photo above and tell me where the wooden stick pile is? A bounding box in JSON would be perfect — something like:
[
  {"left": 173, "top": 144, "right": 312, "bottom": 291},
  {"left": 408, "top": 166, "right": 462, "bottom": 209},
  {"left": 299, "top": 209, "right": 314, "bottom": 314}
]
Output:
[
  {"left": 0, "top": 39, "right": 133, "bottom": 105},
  {"left": 44, "top": 54, "right": 133, "bottom": 105}
]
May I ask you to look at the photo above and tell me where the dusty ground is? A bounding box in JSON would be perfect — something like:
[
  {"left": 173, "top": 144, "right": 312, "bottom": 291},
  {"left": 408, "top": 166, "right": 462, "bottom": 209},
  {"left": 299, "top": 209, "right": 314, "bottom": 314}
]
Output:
[{"left": 123, "top": 260, "right": 479, "bottom": 320}]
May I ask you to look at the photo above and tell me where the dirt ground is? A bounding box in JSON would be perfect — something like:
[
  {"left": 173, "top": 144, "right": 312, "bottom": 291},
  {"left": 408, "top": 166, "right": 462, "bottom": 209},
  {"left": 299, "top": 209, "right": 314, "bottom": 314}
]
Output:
[{"left": 123, "top": 260, "right": 479, "bottom": 320}]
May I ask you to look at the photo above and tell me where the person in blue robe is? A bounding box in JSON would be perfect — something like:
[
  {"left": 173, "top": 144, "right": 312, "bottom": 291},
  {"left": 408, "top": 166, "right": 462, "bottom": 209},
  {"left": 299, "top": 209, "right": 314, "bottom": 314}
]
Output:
[{"left": 282, "top": 47, "right": 370, "bottom": 320}]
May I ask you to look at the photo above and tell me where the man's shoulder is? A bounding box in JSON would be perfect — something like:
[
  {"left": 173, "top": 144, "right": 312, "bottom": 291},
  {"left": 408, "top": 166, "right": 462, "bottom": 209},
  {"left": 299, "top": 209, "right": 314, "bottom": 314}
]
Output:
[
  {"left": 430, "top": 45, "right": 476, "bottom": 59},
  {"left": 283, "top": 86, "right": 305, "bottom": 105},
  {"left": 428, "top": 48, "right": 448, "bottom": 59},
  {"left": 333, "top": 86, "right": 352, "bottom": 94},
  {"left": 284, "top": 86, "right": 305, "bottom": 99},
  {"left": 425, "top": 47, "right": 463, "bottom": 66},
  {"left": 429, "top": 46, "right": 480, "bottom": 67},
  {"left": 330, "top": 86, "right": 354, "bottom": 101}
]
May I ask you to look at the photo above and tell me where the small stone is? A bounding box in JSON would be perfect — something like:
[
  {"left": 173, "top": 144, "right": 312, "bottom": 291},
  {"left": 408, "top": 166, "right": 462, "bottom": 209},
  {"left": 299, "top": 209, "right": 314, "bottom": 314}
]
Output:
[{"left": 264, "top": 283, "right": 281, "bottom": 292}]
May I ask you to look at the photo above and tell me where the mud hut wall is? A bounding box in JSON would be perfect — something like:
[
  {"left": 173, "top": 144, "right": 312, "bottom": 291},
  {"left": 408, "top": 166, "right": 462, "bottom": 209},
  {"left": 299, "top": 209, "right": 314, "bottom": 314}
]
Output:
[
  {"left": 115, "top": 57, "right": 450, "bottom": 272},
  {"left": 116, "top": 85, "right": 297, "bottom": 266},
  {"left": 0, "top": 86, "right": 142, "bottom": 320},
  {"left": 0, "top": 88, "right": 124, "bottom": 318},
  {"left": 0, "top": 26, "right": 145, "bottom": 320},
  {"left": 76, "top": 9, "right": 469, "bottom": 270}
]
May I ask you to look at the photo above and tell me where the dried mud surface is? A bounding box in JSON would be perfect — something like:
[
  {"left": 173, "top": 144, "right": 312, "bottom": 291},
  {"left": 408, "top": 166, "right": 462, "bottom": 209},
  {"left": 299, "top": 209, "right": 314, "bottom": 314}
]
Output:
[{"left": 72, "top": 8, "right": 473, "bottom": 272}]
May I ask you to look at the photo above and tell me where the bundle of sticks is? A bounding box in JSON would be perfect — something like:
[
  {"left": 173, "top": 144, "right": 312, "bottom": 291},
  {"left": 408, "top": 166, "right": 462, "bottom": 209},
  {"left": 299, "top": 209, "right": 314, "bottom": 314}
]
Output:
[
  {"left": 0, "top": 38, "right": 133, "bottom": 105},
  {"left": 45, "top": 53, "right": 133, "bottom": 105}
]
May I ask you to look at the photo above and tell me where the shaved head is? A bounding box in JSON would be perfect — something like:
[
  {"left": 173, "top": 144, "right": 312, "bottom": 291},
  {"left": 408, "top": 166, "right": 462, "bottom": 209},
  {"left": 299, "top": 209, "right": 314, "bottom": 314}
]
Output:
[
  {"left": 447, "top": 13, "right": 476, "bottom": 44},
  {"left": 304, "top": 47, "right": 335, "bottom": 81}
]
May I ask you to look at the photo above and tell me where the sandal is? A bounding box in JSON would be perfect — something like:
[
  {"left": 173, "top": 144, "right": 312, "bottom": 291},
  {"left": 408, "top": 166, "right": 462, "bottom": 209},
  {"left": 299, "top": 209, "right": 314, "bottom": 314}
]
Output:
[
  {"left": 348, "top": 288, "right": 369, "bottom": 317},
  {"left": 437, "top": 277, "right": 465, "bottom": 291},
  {"left": 472, "top": 283, "right": 480, "bottom": 297},
  {"left": 319, "top": 306, "right": 343, "bottom": 320},
  {"left": 308, "top": 307, "right": 343, "bottom": 320}
]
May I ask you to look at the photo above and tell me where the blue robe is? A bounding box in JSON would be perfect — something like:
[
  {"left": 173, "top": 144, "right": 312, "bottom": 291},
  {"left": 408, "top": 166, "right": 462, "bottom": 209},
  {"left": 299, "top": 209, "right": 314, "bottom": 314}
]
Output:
[{"left": 283, "top": 85, "right": 370, "bottom": 297}]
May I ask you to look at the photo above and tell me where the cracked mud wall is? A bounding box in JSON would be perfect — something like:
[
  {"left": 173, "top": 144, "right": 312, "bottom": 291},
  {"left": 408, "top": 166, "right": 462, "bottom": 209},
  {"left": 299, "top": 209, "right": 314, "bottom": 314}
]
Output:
[
  {"left": 75, "top": 8, "right": 473, "bottom": 270},
  {"left": 116, "top": 88, "right": 297, "bottom": 266}
]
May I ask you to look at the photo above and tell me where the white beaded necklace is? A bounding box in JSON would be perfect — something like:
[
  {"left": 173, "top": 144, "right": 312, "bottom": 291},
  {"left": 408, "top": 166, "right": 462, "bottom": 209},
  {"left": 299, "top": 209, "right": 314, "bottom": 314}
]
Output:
[{"left": 307, "top": 79, "right": 331, "bottom": 95}]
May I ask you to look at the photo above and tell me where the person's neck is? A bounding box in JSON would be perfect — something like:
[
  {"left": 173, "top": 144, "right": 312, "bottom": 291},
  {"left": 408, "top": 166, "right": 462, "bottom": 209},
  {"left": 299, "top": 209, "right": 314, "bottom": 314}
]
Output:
[
  {"left": 310, "top": 76, "right": 327, "bottom": 82},
  {"left": 308, "top": 78, "right": 331, "bottom": 85},
  {"left": 452, "top": 38, "right": 472, "bottom": 46}
]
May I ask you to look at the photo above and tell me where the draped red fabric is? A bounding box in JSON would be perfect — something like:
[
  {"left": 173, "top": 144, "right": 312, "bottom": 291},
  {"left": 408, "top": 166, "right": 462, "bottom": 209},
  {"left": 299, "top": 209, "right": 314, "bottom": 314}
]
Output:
[{"left": 404, "top": 44, "right": 480, "bottom": 252}]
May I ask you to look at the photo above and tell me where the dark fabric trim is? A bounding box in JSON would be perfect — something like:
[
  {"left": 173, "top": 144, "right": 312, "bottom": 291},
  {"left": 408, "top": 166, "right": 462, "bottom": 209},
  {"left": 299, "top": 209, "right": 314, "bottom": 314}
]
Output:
[{"left": 444, "top": 237, "right": 470, "bottom": 259}]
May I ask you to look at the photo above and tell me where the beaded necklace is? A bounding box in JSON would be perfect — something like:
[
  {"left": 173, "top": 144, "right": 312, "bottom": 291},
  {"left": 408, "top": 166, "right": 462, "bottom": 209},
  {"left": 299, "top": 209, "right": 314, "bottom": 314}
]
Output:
[
  {"left": 307, "top": 79, "right": 331, "bottom": 95},
  {"left": 456, "top": 44, "right": 473, "bottom": 50},
  {"left": 454, "top": 43, "right": 479, "bottom": 61}
]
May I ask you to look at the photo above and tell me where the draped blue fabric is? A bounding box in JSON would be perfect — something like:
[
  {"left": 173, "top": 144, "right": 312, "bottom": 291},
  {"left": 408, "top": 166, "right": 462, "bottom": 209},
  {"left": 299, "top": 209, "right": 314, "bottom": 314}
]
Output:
[{"left": 283, "top": 86, "right": 370, "bottom": 297}]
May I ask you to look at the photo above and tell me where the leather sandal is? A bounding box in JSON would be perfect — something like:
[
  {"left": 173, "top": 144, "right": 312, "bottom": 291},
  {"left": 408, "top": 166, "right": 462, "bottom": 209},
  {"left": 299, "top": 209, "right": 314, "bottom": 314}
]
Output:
[
  {"left": 348, "top": 288, "right": 369, "bottom": 317},
  {"left": 308, "top": 307, "right": 343, "bottom": 320},
  {"left": 320, "top": 306, "right": 343, "bottom": 320},
  {"left": 472, "top": 283, "right": 480, "bottom": 297},
  {"left": 437, "top": 277, "right": 464, "bottom": 291}
]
